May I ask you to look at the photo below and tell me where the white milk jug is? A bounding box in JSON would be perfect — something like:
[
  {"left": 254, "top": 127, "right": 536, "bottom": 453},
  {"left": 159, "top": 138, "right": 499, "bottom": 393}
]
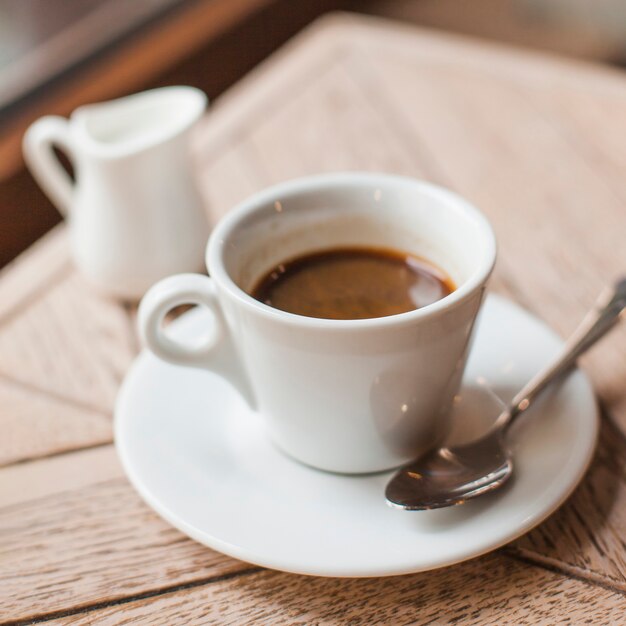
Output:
[{"left": 23, "top": 86, "right": 210, "bottom": 300}]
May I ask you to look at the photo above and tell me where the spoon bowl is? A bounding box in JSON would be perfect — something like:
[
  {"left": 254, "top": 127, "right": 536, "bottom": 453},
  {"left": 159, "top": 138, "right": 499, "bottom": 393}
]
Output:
[{"left": 386, "top": 430, "right": 512, "bottom": 510}]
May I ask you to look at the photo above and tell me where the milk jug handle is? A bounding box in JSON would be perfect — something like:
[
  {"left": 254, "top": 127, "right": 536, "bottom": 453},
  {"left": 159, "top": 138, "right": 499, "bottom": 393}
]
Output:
[{"left": 23, "top": 116, "right": 76, "bottom": 216}]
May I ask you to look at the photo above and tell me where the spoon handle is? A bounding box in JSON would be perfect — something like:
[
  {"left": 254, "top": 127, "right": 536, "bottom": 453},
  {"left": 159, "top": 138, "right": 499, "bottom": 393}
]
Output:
[{"left": 502, "top": 278, "right": 626, "bottom": 430}]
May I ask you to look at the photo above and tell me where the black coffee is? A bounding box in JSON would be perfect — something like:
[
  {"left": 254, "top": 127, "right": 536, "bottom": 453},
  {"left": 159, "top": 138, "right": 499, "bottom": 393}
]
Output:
[{"left": 250, "top": 246, "right": 454, "bottom": 320}]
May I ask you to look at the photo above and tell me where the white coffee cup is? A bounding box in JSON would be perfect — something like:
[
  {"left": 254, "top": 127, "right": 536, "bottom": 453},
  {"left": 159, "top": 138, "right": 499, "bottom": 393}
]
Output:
[{"left": 138, "top": 173, "right": 496, "bottom": 473}]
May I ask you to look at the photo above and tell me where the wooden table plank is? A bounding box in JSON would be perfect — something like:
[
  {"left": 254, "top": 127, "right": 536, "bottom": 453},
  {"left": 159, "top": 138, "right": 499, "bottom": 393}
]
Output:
[
  {"left": 48, "top": 554, "right": 626, "bottom": 625},
  {"left": 0, "top": 446, "right": 248, "bottom": 623},
  {"left": 0, "top": 260, "right": 136, "bottom": 414},
  {"left": 1, "top": 423, "right": 623, "bottom": 623},
  {"left": 0, "top": 225, "right": 69, "bottom": 324},
  {"left": 2, "top": 12, "right": 626, "bottom": 624},
  {"left": 195, "top": 139, "right": 269, "bottom": 227},
  {"left": 0, "top": 378, "right": 111, "bottom": 466},
  {"left": 246, "top": 60, "right": 426, "bottom": 182},
  {"left": 510, "top": 418, "right": 626, "bottom": 590}
]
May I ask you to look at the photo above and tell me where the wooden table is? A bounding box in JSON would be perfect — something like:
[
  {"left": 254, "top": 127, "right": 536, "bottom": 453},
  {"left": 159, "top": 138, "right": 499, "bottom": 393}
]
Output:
[{"left": 2, "top": 13, "right": 626, "bottom": 624}]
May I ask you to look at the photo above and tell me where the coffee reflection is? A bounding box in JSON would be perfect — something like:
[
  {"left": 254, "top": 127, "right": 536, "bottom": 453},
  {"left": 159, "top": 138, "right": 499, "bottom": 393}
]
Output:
[{"left": 251, "top": 246, "right": 454, "bottom": 320}]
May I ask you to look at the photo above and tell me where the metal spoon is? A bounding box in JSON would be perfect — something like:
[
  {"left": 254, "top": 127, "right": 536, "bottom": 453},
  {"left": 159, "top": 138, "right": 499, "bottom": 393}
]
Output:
[{"left": 386, "top": 278, "right": 626, "bottom": 511}]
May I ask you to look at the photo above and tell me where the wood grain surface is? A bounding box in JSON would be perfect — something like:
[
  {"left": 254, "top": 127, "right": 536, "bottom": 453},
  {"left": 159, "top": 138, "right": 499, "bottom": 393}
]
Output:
[
  {"left": 1, "top": 12, "right": 626, "bottom": 624},
  {"left": 0, "top": 448, "right": 246, "bottom": 622},
  {"left": 46, "top": 555, "right": 626, "bottom": 625}
]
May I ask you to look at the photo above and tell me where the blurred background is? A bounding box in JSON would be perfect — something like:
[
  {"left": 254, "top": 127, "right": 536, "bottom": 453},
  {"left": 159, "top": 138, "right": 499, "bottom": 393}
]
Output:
[{"left": 1, "top": 0, "right": 625, "bottom": 269}]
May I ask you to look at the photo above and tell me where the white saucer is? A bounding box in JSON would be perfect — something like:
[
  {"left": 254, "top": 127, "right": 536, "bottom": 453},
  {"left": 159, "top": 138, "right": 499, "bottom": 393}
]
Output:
[{"left": 115, "top": 295, "right": 598, "bottom": 577}]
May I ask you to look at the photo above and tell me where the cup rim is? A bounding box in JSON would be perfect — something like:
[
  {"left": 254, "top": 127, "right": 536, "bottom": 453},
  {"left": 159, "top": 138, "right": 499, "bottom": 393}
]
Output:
[{"left": 207, "top": 172, "right": 496, "bottom": 330}]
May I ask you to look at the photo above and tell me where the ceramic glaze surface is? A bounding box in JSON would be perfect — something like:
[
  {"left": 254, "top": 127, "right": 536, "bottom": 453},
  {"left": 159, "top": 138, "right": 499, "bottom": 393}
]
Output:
[
  {"left": 23, "top": 87, "right": 210, "bottom": 299},
  {"left": 138, "top": 173, "right": 496, "bottom": 473},
  {"left": 116, "top": 295, "right": 599, "bottom": 577}
]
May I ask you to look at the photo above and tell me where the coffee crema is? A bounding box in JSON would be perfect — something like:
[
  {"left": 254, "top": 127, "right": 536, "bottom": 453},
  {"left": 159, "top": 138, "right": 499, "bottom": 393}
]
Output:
[{"left": 250, "top": 246, "right": 454, "bottom": 320}]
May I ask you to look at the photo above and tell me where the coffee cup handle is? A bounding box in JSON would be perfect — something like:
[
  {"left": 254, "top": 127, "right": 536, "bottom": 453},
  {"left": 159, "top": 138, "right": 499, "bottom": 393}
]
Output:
[{"left": 138, "top": 273, "right": 256, "bottom": 409}]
